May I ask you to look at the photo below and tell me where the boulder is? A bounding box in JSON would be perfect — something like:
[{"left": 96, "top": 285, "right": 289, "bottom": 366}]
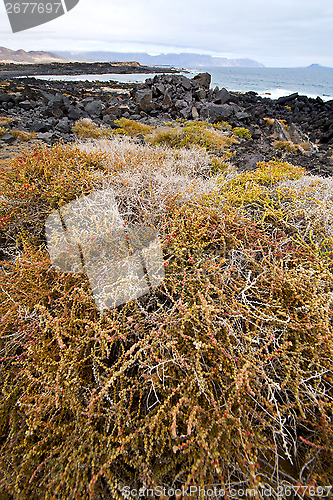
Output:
[
  {"left": 175, "top": 99, "right": 188, "bottom": 110},
  {"left": 201, "top": 103, "right": 234, "bottom": 123},
  {"left": 135, "top": 90, "right": 154, "bottom": 111},
  {"left": 153, "top": 83, "right": 165, "bottom": 96},
  {"left": 162, "top": 93, "right": 172, "bottom": 108},
  {"left": 235, "top": 112, "right": 251, "bottom": 121},
  {"left": 179, "top": 106, "right": 192, "bottom": 119},
  {"left": 31, "top": 120, "right": 51, "bottom": 132},
  {"left": 192, "top": 73, "right": 211, "bottom": 89},
  {"left": 84, "top": 100, "right": 104, "bottom": 118},
  {"left": 104, "top": 106, "right": 122, "bottom": 118},
  {"left": 276, "top": 93, "right": 298, "bottom": 106},
  {"left": 195, "top": 89, "right": 206, "bottom": 100},
  {"left": 55, "top": 118, "right": 71, "bottom": 134},
  {"left": 19, "top": 100, "right": 33, "bottom": 111},
  {"left": 103, "top": 114, "right": 120, "bottom": 128},
  {"left": 214, "top": 88, "right": 231, "bottom": 105},
  {"left": 0, "top": 132, "right": 15, "bottom": 144},
  {"left": 179, "top": 76, "right": 192, "bottom": 90},
  {"left": 191, "top": 107, "right": 199, "bottom": 120},
  {"left": 273, "top": 120, "right": 291, "bottom": 141},
  {"left": 68, "top": 106, "right": 83, "bottom": 120},
  {"left": 0, "top": 93, "right": 14, "bottom": 103}
]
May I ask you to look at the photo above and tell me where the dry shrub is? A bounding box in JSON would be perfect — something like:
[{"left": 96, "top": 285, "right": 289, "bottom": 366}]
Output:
[
  {"left": 0, "top": 117, "right": 15, "bottom": 127},
  {"left": 298, "top": 141, "right": 312, "bottom": 152},
  {"left": 1, "top": 139, "right": 333, "bottom": 499},
  {"left": 11, "top": 130, "right": 37, "bottom": 142},
  {"left": 0, "top": 142, "right": 109, "bottom": 249},
  {"left": 274, "top": 141, "right": 299, "bottom": 154},
  {"left": 72, "top": 118, "right": 111, "bottom": 139},
  {"left": 77, "top": 137, "right": 224, "bottom": 223}
]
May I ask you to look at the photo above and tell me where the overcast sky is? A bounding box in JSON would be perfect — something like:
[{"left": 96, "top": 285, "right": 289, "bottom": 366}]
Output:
[{"left": 1, "top": 0, "right": 333, "bottom": 67}]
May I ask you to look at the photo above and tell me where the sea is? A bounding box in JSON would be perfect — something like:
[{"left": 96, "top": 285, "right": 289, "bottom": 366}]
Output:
[{"left": 28, "top": 66, "right": 333, "bottom": 101}]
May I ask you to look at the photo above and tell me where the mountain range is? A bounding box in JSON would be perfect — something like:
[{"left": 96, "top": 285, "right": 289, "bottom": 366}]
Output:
[
  {"left": 56, "top": 51, "right": 265, "bottom": 68},
  {"left": 0, "top": 46, "right": 265, "bottom": 68},
  {"left": 0, "top": 46, "right": 68, "bottom": 63}
]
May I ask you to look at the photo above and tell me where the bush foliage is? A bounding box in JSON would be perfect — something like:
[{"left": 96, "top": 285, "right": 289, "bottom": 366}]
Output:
[
  {"left": 148, "top": 120, "right": 238, "bottom": 151},
  {"left": 72, "top": 119, "right": 111, "bottom": 139},
  {"left": 1, "top": 129, "right": 333, "bottom": 499}
]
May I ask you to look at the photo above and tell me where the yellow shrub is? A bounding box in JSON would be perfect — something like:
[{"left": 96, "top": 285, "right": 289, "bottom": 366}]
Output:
[
  {"left": 0, "top": 116, "right": 15, "bottom": 126},
  {"left": 0, "top": 126, "right": 8, "bottom": 138},
  {"left": 232, "top": 127, "right": 252, "bottom": 139},
  {"left": 11, "top": 129, "right": 36, "bottom": 142},
  {"left": 112, "top": 118, "right": 154, "bottom": 136},
  {"left": 1, "top": 139, "right": 333, "bottom": 499},
  {"left": 72, "top": 118, "right": 110, "bottom": 139},
  {"left": 148, "top": 120, "right": 238, "bottom": 151}
]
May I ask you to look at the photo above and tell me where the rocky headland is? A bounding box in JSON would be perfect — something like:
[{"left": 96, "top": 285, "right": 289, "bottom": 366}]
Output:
[{"left": 0, "top": 70, "right": 332, "bottom": 175}]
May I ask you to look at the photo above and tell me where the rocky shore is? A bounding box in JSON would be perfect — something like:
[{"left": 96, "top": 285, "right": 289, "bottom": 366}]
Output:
[
  {"left": 0, "top": 71, "right": 332, "bottom": 175},
  {"left": 0, "top": 60, "right": 180, "bottom": 77}
]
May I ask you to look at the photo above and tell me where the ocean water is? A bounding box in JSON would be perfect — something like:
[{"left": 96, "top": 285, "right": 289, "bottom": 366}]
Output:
[
  {"left": 187, "top": 66, "right": 333, "bottom": 101},
  {"left": 27, "top": 66, "right": 333, "bottom": 101}
]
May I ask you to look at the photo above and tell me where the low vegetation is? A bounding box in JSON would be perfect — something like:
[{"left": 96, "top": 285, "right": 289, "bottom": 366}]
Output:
[
  {"left": 112, "top": 117, "right": 155, "bottom": 136},
  {"left": 232, "top": 126, "right": 252, "bottom": 139},
  {"left": 72, "top": 118, "right": 111, "bottom": 139},
  {"left": 148, "top": 120, "right": 238, "bottom": 151},
  {"left": 274, "top": 140, "right": 300, "bottom": 153},
  {"left": 1, "top": 126, "right": 333, "bottom": 499},
  {"left": 0, "top": 116, "right": 15, "bottom": 127},
  {"left": 10, "top": 129, "right": 37, "bottom": 142}
]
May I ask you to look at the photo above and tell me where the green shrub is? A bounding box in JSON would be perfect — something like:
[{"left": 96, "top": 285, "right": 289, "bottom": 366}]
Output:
[
  {"left": 1, "top": 141, "right": 333, "bottom": 499},
  {"left": 112, "top": 118, "right": 154, "bottom": 136},
  {"left": 232, "top": 126, "right": 252, "bottom": 139}
]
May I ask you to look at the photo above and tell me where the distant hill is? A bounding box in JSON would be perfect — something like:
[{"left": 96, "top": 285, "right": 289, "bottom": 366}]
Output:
[
  {"left": 56, "top": 51, "right": 265, "bottom": 68},
  {"left": 0, "top": 46, "right": 69, "bottom": 64},
  {"left": 307, "top": 63, "right": 332, "bottom": 69}
]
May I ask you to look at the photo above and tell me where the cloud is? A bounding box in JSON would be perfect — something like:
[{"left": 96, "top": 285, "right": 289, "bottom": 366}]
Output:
[{"left": 0, "top": 0, "right": 332, "bottom": 66}]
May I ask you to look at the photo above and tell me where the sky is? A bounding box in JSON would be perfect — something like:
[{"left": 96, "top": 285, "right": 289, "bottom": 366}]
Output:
[{"left": 0, "top": 0, "right": 333, "bottom": 67}]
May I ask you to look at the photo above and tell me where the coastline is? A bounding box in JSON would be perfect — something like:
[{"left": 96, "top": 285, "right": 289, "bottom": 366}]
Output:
[
  {"left": 0, "top": 70, "right": 332, "bottom": 175},
  {"left": 0, "top": 60, "right": 181, "bottom": 78}
]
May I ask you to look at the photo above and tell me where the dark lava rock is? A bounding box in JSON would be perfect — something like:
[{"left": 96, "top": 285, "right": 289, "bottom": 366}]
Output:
[
  {"left": 276, "top": 93, "right": 299, "bottom": 106},
  {"left": 213, "top": 88, "right": 231, "bottom": 105},
  {"left": 84, "top": 100, "right": 104, "bottom": 118},
  {"left": 201, "top": 103, "right": 234, "bottom": 122},
  {"left": 135, "top": 90, "right": 154, "bottom": 111},
  {"left": 192, "top": 73, "right": 211, "bottom": 89}
]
